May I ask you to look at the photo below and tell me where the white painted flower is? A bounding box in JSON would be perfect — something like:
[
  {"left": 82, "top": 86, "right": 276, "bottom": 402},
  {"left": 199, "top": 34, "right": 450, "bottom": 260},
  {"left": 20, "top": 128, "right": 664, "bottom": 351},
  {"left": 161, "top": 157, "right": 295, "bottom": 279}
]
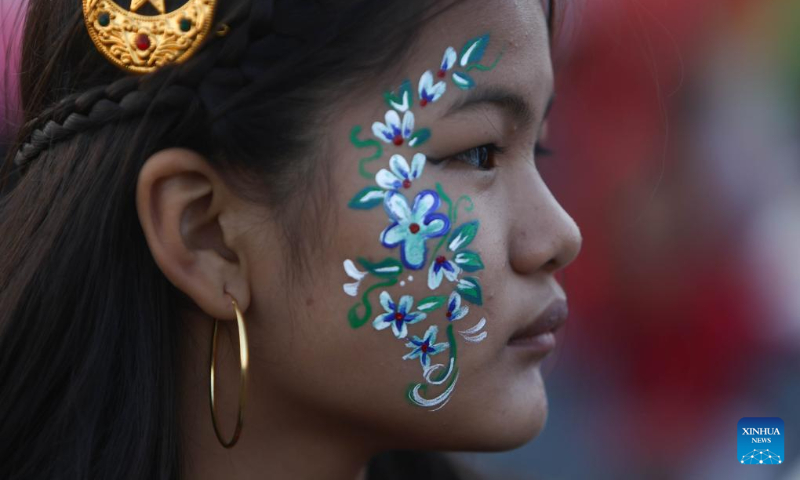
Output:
[
  {"left": 427, "top": 253, "right": 461, "bottom": 290},
  {"left": 372, "top": 109, "right": 415, "bottom": 146},
  {"left": 372, "top": 291, "right": 427, "bottom": 339},
  {"left": 418, "top": 71, "right": 446, "bottom": 107},
  {"left": 436, "top": 46, "right": 457, "bottom": 78},
  {"left": 375, "top": 153, "right": 426, "bottom": 191},
  {"left": 402, "top": 325, "right": 449, "bottom": 368},
  {"left": 342, "top": 259, "right": 368, "bottom": 297},
  {"left": 444, "top": 290, "right": 469, "bottom": 322}
]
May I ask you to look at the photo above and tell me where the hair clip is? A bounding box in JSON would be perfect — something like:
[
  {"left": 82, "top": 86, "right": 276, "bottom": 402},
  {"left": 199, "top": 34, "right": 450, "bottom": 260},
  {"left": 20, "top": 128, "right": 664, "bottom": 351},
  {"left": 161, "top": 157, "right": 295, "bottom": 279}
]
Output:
[{"left": 81, "top": 0, "right": 220, "bottom": 75}]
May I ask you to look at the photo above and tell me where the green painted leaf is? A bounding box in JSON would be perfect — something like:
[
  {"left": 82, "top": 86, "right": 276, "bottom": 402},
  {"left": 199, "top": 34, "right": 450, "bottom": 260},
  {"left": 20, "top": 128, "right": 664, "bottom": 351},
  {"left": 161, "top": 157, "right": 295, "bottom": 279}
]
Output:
[
  {"left": 459, "top": 33, "right": 490, "bottom": 67},
  {"left": 350, "top": 125, "right": 383, "bottom": 180},
  {"left": 348, "top": 302, "right": 369, "bottom": 329},
  {"left": 456, "top": 277, "right": 483, "bottom": 305},
  {"left": 451, "top": 71, "right": 475, "bottom": 90},
  {"left": 349, "top": 277, "right": 397, "bottom": 329},
  {"left": 453, "top": 250, "right": 484, "bottom": 272},
  {"left": 357, "top": 257, "right": 403, "bottom": 278},
  {"left": 416, "top": 295, "right": 448, "bottom": 312},
  {"left": 407, "top": 128, "right": 431, "bottom": 147},
  {"left": 383, "top": 79, "right": 413, "bottom": 112},
  {"left": 448, "top": 221, "right": 479, "bottom": 252},
  {"left": 347, "top": 186, "right": 385, "bottom": 210}
]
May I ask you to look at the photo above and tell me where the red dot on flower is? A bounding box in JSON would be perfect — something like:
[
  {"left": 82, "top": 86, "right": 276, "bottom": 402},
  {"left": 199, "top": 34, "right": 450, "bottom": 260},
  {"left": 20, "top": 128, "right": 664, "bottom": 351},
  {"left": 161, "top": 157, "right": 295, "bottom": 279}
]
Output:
[
  {"left": 420, "top": 98, "right": 428, "bottom": 107},
  {"left": 392, "top": 135, "right": 403, "bottom": 146},
  {"left": 437, "top": 69, "right": 446, "bottom": 78},
  {"left": 446, "top": 311, "right": 452, "bottom": 318},
  {"left": 394, "top": 313, "right": 403, "bottom": 321},
  {"left": 421, "top": 344, "right": 429, "bottom": 353},
  {"left": 402, "top": 179, "right": 412, "bottom": 189},
  {"left": 435, "top": 256, "right": 446, "bottom": 264},
  {"left": 409, "top": 223, "right": 420, "bottom": 234},
  {"left": 135, "top": 33, "right": 151, "bottom": 50}
]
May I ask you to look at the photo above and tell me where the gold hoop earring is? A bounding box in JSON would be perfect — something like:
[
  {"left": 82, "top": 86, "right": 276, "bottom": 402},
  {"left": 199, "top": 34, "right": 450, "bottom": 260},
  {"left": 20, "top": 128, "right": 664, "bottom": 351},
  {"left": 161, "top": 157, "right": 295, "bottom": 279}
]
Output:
[{"left": 209, "top": 294, "right": 249, "bottom": 448}]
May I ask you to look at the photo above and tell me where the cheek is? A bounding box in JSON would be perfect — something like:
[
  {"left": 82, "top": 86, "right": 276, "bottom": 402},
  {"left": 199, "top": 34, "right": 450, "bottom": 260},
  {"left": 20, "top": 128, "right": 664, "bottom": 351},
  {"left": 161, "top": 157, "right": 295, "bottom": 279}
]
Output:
[
  {"left": 257, "top": 172, "right": 540, "bottom": 447},
  {"left": 248, "top": 157, "right": 546, "bottom": 450}
]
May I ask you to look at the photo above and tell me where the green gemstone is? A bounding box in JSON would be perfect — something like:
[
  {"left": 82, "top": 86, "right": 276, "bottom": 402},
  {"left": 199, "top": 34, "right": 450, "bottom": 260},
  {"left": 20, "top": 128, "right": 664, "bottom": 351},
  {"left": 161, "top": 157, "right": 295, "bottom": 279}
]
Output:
[
  {"left": 98, "top": 12, "right": 110, "bottom": 27},
  {"left": 179, "top": 18, "right": 191, "bottom": 32}
]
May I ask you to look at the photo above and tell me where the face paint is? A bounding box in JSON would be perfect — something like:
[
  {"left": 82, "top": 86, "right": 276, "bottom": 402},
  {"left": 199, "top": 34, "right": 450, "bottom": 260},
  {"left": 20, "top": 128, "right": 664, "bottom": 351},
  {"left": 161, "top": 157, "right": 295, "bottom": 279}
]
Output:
[{"left": 343, "top": 33, "right": 504, "bottom": 410}]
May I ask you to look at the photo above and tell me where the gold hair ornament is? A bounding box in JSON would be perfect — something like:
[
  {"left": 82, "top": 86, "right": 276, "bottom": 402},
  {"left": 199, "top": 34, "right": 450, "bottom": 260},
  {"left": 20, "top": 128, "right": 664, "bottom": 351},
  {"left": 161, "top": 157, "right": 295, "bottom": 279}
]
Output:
[
  {"left": 81, "top": 0, "right": 223, "bottom": 75},
  {"left": 209, "top": 294, "right": 249, "bottom": 448}
]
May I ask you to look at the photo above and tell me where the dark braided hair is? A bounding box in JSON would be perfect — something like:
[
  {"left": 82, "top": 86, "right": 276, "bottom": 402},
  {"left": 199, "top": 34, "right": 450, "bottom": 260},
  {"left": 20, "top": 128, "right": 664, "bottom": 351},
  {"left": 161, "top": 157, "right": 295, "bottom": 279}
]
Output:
[
  {"left": 13, "top": 77, "right": 187, "bottom": 167},
  {"left": 10, "top": 0, "right": 351, "bottom": 171}
]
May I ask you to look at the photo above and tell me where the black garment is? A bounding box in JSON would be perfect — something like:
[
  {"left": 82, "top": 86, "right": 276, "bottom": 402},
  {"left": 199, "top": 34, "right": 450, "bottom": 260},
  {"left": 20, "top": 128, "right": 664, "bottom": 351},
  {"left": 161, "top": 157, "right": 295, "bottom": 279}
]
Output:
[{"left": 367, "top": 451, "right": 480, "bottom": 480}]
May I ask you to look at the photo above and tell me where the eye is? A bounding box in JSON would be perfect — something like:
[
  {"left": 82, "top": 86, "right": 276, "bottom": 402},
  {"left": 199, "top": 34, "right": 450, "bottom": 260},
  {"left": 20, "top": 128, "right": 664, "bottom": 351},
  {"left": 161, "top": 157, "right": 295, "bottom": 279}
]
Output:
[
  {"left": 429, "top": 143, "right": 505, "bottom": 171},
  {"left": 535, "top": 143, "right": 554, "bottom": 157}
]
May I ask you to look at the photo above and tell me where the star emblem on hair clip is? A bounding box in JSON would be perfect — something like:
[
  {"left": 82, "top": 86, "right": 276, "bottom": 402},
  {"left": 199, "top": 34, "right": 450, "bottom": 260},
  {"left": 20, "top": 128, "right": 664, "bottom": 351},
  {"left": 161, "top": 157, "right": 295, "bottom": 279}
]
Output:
[{"left": 129, "top": 0, "right": 166, "bottom": 14}]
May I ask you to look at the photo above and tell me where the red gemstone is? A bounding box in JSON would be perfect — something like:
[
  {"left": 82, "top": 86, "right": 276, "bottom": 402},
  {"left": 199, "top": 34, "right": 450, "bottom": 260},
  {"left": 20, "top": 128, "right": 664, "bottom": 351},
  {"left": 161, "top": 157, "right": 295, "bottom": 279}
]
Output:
[
  {"left": 437, "top": 69, "right": 446, "bottom": 78},
  {"left": 402, "top": 179, "right": 412, "bottom": 189},
  {"left": 135, "top": 33, "right": 150, "bottom": 50},
  {"left": 394, "top": 313, "right": 403, "bottom": 321},
  {"left": 392, "top": 135, "right": 403, "bottom": 146},
  {"left": 409, "top": 223, "right": 420, "bottom": 234},
  {"left": 420, "top": 98, "right": 428, "bottom": 107},
  {"left": 435, "top": 256, "right": 446, "bottom": 264},
  {"left": 421, "top": 344, "right": 429, "bottom": 353}
]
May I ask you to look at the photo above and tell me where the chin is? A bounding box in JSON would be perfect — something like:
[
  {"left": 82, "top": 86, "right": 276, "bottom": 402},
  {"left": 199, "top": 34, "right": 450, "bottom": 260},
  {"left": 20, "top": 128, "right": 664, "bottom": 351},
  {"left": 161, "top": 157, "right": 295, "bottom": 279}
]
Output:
[
  {"left": 440, "top": 401, "right": 549, "bottom": 451},
  {"left": 479, "top": 392, "right": 550, "bottom": 451},
  {"left": 427, "top": 375, "right": 551, "bottom": 451},
  {"left": 475, "top": 359, "right": 552, "bottom": 450}
]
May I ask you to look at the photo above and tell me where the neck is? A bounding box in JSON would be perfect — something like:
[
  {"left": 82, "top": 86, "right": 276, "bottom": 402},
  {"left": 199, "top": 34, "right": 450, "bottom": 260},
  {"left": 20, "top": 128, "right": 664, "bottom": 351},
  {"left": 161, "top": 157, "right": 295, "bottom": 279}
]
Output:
[{"left": 177, "top": 315, "right": 375, "bottom": 480}]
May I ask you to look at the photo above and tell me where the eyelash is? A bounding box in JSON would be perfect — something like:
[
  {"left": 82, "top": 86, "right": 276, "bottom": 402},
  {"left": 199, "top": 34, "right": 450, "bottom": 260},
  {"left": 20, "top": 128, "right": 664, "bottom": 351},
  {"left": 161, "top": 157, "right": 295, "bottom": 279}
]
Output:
[{"left": 429, "top": 143, "right": 554, "bottom": 171}]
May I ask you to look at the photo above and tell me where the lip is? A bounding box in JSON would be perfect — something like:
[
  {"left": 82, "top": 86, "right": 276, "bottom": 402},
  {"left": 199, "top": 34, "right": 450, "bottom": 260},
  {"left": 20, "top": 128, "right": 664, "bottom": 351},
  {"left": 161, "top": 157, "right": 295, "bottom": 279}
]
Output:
[{"left": 507, "top": 298, "right": 568, "bottom": 355}]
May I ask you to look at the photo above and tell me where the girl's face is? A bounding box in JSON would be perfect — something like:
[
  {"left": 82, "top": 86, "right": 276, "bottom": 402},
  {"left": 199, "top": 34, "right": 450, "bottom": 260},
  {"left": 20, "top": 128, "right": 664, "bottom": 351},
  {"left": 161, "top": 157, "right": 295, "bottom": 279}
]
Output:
[{"left": 241, "top": 0, "right": 581, "bottom": 451}]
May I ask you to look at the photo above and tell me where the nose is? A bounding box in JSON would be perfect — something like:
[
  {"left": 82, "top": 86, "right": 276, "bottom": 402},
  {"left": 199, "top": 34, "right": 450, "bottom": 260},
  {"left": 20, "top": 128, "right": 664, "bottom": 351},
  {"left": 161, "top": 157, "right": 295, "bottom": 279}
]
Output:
[{"left": 507, "top": 169, "right": 582, "bottom": 276}]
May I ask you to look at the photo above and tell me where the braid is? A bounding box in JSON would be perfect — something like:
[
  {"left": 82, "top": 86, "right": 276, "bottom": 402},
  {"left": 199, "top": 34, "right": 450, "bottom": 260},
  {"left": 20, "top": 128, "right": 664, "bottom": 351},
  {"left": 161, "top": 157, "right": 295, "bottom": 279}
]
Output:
[
  {"left": 12, "top": 0, "right": 356, "bottom": 172},
  {"left": 12, "top": 0, "right": 265, "bottom": 169},
  {"left": 14, "top": 79, "right": 197, "bottom": 167}
]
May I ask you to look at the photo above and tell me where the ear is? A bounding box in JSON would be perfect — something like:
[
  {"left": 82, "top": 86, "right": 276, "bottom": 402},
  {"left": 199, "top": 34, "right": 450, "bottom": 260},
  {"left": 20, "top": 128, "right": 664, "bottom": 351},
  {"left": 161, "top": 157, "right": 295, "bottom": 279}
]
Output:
[{"left": 136, "top": 147, "right": 252, "bottom": 320}]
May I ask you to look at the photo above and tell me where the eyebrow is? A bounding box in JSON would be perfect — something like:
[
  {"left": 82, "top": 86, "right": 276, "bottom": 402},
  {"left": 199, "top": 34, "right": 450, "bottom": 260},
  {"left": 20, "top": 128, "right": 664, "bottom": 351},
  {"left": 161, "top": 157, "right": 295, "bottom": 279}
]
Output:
[{"left": 443, "top": 85, "right": 555, "bottom": 129}]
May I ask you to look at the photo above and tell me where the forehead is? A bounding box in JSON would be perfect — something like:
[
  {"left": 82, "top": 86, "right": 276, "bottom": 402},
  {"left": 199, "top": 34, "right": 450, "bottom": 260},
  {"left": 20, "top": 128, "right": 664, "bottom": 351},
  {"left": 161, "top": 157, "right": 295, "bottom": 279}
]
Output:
[
  {"left": 410, "top": 0, "right": 553, "bottom": 97},
  {"left": 326, "top": 0, "right": 554, "bottom": 159}
]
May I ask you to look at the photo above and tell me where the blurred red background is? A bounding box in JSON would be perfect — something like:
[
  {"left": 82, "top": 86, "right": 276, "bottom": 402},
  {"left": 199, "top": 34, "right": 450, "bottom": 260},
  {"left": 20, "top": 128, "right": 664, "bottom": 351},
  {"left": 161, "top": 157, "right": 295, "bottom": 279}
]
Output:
[{"left": 462, "top": 0, "right": 800, "bottom": 477}]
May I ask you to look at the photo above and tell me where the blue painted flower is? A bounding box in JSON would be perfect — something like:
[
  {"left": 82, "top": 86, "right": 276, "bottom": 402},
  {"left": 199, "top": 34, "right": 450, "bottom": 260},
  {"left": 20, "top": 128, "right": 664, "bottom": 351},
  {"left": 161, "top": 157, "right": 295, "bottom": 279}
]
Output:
[
  {"left": 427, "top": 253, "right": 461, "bottom": 290},
  {"left": 418, "top": 71, "right": 446, "bottom": 107},
  {"left": 380, "top": 190, "right": 450, "bottom": 270},
  {"left": 375, "top": 153, "right": 426, "bottom": 191},
  {"left": 372, "top": 109, "right": 414, "bottom": 146},
  {"left": 403, "top": 325, "right": 449, "bottom": 368},
  {"left": 372, "top": 291, "right": 427, "bottom": 339},
  {"left": 444, "top": 290, "right": 469, "bottom": 322}
]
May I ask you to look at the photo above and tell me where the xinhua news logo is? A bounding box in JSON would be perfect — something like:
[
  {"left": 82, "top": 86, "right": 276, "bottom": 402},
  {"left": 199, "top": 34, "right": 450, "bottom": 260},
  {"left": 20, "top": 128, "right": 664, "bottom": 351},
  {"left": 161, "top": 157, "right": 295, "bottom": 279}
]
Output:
[{"left": 738, "top": 417, "right": 784, "bottom": 465}]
